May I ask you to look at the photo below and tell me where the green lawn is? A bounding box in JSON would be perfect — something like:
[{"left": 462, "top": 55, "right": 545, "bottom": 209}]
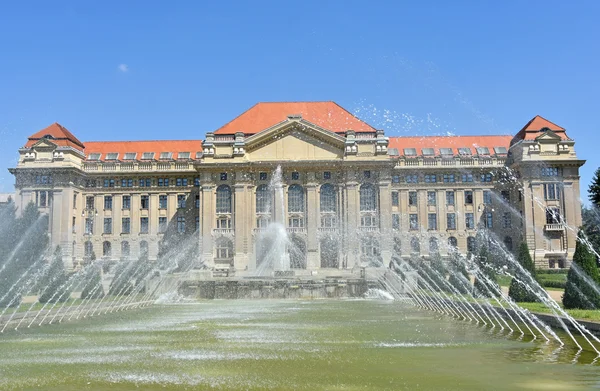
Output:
[{"left": 516, "top": 301, "right": 600, "bottom": 322}]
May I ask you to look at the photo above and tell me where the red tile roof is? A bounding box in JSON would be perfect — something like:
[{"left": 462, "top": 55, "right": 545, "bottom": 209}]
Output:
[
  {"left": 214, "top": 101, "right": 376, "bottom": 135},
  {"left": 84, "top": 140, "right": 203, "bottom": 161},
  {"left": 511, "top": 115, "right": 569, "bottom": 144},
  {"left": 388, "top": 135, "right": 513, "bottom": 157},
  {"left": 25, "top": 122, "right": 85, "bottom": 151}
]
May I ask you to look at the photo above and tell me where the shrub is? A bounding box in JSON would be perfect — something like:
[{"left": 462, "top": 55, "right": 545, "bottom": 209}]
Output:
[
  {"left": 80, "top": 267, "right": 104, "bottom": 300},
  {"left": 563, "top": 228, "right": 600, "bottom": 309},
  {"left": 508, "top": 242, "right": 539, "bottom": 302}
]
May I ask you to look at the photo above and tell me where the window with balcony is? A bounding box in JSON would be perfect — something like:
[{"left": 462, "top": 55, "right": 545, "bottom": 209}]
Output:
[
  {"left": 360, "top": 214, "right": 378, "bottom": 228},
  {"left": 546, "top": 207, "right": 562, "bottom": 224},
  {"left": 320, "top": 184, "right": 337, "bottom": 212},
  {"left": 288, "top": 184, "right": 305, "bottom": 213},
  {"left": 217, "top": 217, "right": 231, "bottom": 229},
  {"left": 288, "top": 217, "right": 304, "bottom": 228},
  {"left": 257, "top": 216, "right": 270, "bottom": 228},
  {"left": 321, "top": 215, "right": 337, "bottom": 228},
  {"left": 216, "top": 185, "right": 232, "bottom": 213},
  {"left": 359, "top": 183, "right": 377, "bottom": 212}
]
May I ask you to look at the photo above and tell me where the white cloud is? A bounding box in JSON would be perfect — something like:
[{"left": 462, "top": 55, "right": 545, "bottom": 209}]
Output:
[{"left": 118, "top": 64, "right": 129, "bottom": 73}]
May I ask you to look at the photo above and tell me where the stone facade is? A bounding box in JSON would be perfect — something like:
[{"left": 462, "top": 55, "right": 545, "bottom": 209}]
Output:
[{"left": 8, "top": 102, "right": 584, "bottom": 271}]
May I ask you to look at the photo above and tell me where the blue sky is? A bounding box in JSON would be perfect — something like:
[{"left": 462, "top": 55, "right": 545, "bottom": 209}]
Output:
[{"left": 0, "top": 1, "right": 598, "bottom": 201}]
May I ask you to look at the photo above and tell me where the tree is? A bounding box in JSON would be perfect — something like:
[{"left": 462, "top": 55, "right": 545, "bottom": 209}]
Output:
[
  {"left": 428, "top": 253, "right": 449, "bottom": 292},
  {"left": 38, "top": 246, "right": 70, "bottom": 304},
  {"left": 473, "top": 244, "right": 499, "bottom": 297},
  {"left": 582, "top": 207, "right": 600, "bottom": 267},
  {"left": 589, "top": 167, "right": 600, "bottom": 208},
  {"left": 508, "top": 242, "right": 539, "bottom": 302},
  {"left": 80, "top": 266, "right": 104, "bottom": 300},
  {"left": 563, "top": 228, "right": 600, "bottom": 309},
  {"left": 448, "top": 252, "right": 471, "bottom": 294}
]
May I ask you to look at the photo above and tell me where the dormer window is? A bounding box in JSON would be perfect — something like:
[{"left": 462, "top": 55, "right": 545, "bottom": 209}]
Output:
[
  {"left": 105, "top": 152, "right": 119, "bottom": 161},
  {"left": 494, "top": 147, "right": 507, "bottom": 155},
  {"left": 88, "top": 153, "right": 101, "bottom": 161},
  {"left": 540, "top": 127, "right": 551, "bottom": 132},
  {"left": 422, "top": 148, "right": 435, "bottom": 156},
  {"left": 141, "top": 152, "right": 155, "bottom": 160},
  {"left": 159, "top": 152, "right": 173, "bottom": 160},
  {"left": 42, "top": 134, "right": 55, "bottom": 140},
  {"left": 123, "top": 152, "right": 137, "bottom": 160},
  {"left": 439, "top": 148, "right": 453, "bottom": 156},
  {"left": 404, "top": 148, "right": 417, "bottom": 157},
  {"left": 178, "top": 152, "right": 191, "bottom": 160},
  {"left": 195, "top": 151, "right": 203, "bottom": 159},
  {"left": 458, "top": 148, "right": 472, "bottom": 156},
  {"left": 476, "top": 147, "right": 490, "bottom": 155}
]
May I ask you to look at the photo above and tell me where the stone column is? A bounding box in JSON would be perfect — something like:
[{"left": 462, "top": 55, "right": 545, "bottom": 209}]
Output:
[
  {"left": 345, "top": 180, "right": 360, "bottom": 268},
  {"left": 201, "top": 184, "right": 215, "bottom": 268},
  {"left": 306, "top": 182, "right": 319, "bottom": 270},
  {"left": 234, "top": 183, "right": 250, "bottom": 271},
  {"left": 378, "top": 181, "right": 392, "bottom": 265}
]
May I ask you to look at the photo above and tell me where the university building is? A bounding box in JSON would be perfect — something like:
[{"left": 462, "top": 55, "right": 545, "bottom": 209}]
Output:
[{"left": 9, "top": 102, "right": 584, "bottom": 272}]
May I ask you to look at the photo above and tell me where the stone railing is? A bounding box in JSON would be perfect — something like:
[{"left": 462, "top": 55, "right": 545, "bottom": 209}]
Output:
[
  {"left": 82, "top": 161, "right": 195, "bottom": 172},
  {"left": 544, "top": 223, "right": 564, "bottom": 231},
  {"left": 286, "top": 227, "right": 306, "bottom": 234},
  {"left": 317, "top": 227, "right": 338, "bottom": 234},
  {"left": 212, "top": 228, "right": 234, "bottom": 236}
]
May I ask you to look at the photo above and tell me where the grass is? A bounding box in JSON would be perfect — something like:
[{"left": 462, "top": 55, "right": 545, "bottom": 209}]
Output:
[{"left": 516, "top": 301, "right": 600, "bottom": 322}]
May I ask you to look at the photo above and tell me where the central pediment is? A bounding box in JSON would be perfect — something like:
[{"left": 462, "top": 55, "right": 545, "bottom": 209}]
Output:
[{"left": 245, "top": 121, "right": 345, "bottom": 161}]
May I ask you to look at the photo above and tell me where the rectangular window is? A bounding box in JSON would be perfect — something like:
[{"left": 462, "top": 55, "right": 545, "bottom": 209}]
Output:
[
  {"left": 257, "top": 216, "right": 271, "bottom": 228},
  {"left": 409, "top": 214, "right": 419, "bottom": 230},
  {"left": 465, "top": 213, "right": 475, "bottom": 230},
  {"left": 140, "top": 217, "right": 149, "bottom": 233},
  {"left": 86, "top": 196, "right": 94, "bottom": 209},
  {"left": 169, "top": 213, "right": 185, "bottom": 232},
  {"left": 104, "top": 178, "right": 115, "bottom": 188},
  {"left": 392, "top": 175, "right": 400, "bottom": 184},
  {"left": 485, "top": 212, "right": 493, "bottom": 228},
  {"left": 159, "top": 195, "right": 167, "bottom": 209},
  {"left": 392, "top": 214, "right": 400, "bottom": 230},
  {"left": 462, "top": 173, "right": 473, "bottom": 182},
  {"left": 424, "top": 174, "right": 437, "bottom": 183},
  {"left": 546, "top": 207, "right": 561, "bottom": 224},
  {"left": 104, "top": 195, "right": 113, "bottom": 210},
  {"left": 85, "top": 218, "right": 94, "bottom": 234},
  {"left": 541, "top": 167, "right": 559, "bottom": 177},
  {"left": 177, "top": 178, "right": 188, "bottom": 186},
  {"left": 220, "top": 172, "right": 228, "bottom": 181},
  {"left": 428, "top": 213, "right": 437, "bottom": 230},
  {"left": 158, "top": 217, "right": 167, "bottom": 233},
  {"left": 321, "top": 215, "right": 337, "bottom": 228},
  {"left": 72, "top": 216, "right": 76, "bottom": 233},
  {"left": 406, "top": 174, "right": 418, "bottom": 184},
  {"left": 141, "top": 195, "right": 149, "bottom": 209},
  {"left": 392, "top": 192, "right": 399, "bottom": 207},
  {"left": 480, "top": 173, "right": 493, "bottom": 183},
  {"left": 73, "top": 193, "right": 77, "bottom": 209},
  {"left": 122, "top": 195, "right": 131, "bottom": 210},
  {"left": 501, "top": 190, "right": 510, "bottom": 202},
  {"left": 158, "top": 178, "right": 169, "bottom": 187},
  {"left": 360, "top": 215, "right": 377, "bottom": 227},
  {"left": 427, "top": 191, "right": 436, "bottom": 206},
  {"left": 122, "top": 218, "right": 130, "bottom": 234},
  {"left": 483, "top": 190, "right": 492, "bottom": 205},
  {"left": 291, "top": 171, "right": 300, "bottom": 180},
  {"left": 446, "top": 191, "right": 455, "bottom": 205},
  {"left": 39, "top": 191, "right": 47, "bottom": 207},
  {"left": 323, "top": 171, "right": 331, "bottom": 180},
  {"left": 288, "top": 217, "right": 304, "bottom": 228},
  {"left": 35, "top": 175, "right": 52, "bottom": 184},
  {"left": 103, "top": 218, "right": 112, "bottom": 234},
  {"left": 121, "top": 178, "right": 134, "bottom": 187},
  {"left": 139, "top": 178, "right": 152, "bottom": 187},
  {"left": 194, "top": 177, "right": 200, "bottom": 186},
  {"left": 464, "top": 191, "right": 473, "bottom": 204},
  {"left": 443, "top": 174, "right": 455, "bottom": 183},
  {"left": 217, "top": 217, "right": 231, "bottom": 229},
  {"left": 195, "top": 216, "right": 200, "bottom": 231},
  {"left": 177, "top": 194, "right": 186, "bottom": 208},
  {"left": 447, "top": 213, "right": 456, "bottom": 230},
  {"left": 502, "top": 212, "right": 512, "bottom": 228},
  {"left": 195, "top": 194, "right": 200, "bottom": 208},
  {"left": 543, "top": 183, "right": 561, "bottom": 200},
  {"left": 259, "top": 172, "right": 268, "bottom": 181},
  {"left": 409, "top": 191, "right": 418, "bottom": 206},
  {"left": 364, "top": 171, "right": 371, "bottom": 179}
]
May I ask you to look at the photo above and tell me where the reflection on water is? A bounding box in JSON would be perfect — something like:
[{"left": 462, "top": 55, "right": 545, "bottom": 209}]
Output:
[{"left": 0, "top": 300, "right": 598, "bottom": 390}]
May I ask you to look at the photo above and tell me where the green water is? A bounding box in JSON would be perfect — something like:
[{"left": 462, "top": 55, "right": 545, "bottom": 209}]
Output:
[{"left": 0, "top": 299, "right": 599, "bottom": 390}]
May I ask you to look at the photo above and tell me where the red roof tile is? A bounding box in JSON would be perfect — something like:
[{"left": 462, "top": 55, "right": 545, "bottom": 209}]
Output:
[
  {"left": 512, "top": 115, "right": 569, "bottom": 144},
  {"left": 84, "top": 140, "right": 203, "bottom": 161},
  {"left": 214, "top": 101, "right": 376, "bottom": 135},
  {"left": 25, "top": 122, "right": 85, "bottom": 151},
  {"left": 388, "top": 135, "right": 513, "bottom": 157}
]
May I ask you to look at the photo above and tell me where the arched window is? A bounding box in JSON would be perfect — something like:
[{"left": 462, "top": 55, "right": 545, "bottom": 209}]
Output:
[
  {"left": 84, "top": 241, "right": 93, "bottom": 257},
  {"left": 448, "top": 236, "right": 458, "bottom": 250},
  {"left": 320, "top": 184, "right": 336, "bottom": 213},
  {"left": 359, "top": 183, "right": 377, "bottom": 212},
  {"left": 504, "top": 236, "right": 513, "bottom": 251},
  {"left": 121, "top": 241, "right": 130, "bottom": 258},
  {"left": 102, "top": 241, "right": 112, "bottom": 257},
  {"left": 256, "top": 184, "right": 271, "bottom": 214},
  {"left": 288, "top": 184, "right": 305, "bottom": 213},
  {"left": 216, "top": 185, "right": 232, "bottom": 214},
  {"left": 410, "top": 237, "right": 420, "bottom": 254},
  {"left": 467, "top": 236, "right": 476, "bottom": 253},
  {"left": 215, "top": 237, "right": 234, "bottom": 262},
  {"left": 140, "top": 240, "right": 149, "bottom": 258},
  {"left": 429, "top": 237, "right": 439, "bottom": 254}
]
